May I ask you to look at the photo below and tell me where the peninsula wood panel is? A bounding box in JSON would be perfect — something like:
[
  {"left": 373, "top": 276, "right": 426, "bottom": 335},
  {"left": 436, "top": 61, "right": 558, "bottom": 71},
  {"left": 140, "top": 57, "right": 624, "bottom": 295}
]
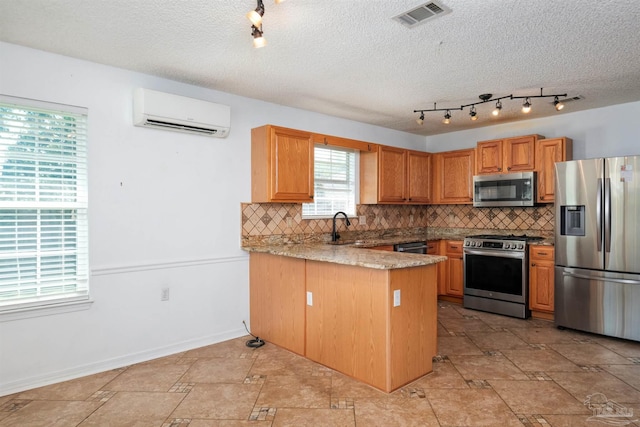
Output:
[
  {"left": 249, "top": 253, "right": 306, "bottom": 355},
  {"left": 305, "top": 261, "right": 389, "bottom": 390},
  {"left": 389, "top": 265, "right": 437, "bottom": 390}
]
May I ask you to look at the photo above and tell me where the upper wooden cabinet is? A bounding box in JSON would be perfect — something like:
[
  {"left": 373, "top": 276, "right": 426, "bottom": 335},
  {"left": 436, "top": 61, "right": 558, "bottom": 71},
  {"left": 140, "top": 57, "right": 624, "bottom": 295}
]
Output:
[
  {"left": 535, "top": 137, "right": 573, "bottom": 203},
  {"left": 361, "top": 146, "right": 432, "bottom": 204},
  {"left": 433, "top": 149, "right": 475, "bottom": 204},
  {"left": 476, "top": 135, "right": 543, "bottom": 175},
  {"left": 251, "top": 125, "right": 314, "bottom": 203}
]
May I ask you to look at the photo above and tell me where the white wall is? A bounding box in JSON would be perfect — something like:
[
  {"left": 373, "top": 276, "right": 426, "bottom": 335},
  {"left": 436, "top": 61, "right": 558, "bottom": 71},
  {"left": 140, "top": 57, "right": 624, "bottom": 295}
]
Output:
[
  {"left": 0, "top": 42, "right": 425, "bottom": 396},
  {"left": 426, "top": 101, "right": 640, "bottom": 159}
]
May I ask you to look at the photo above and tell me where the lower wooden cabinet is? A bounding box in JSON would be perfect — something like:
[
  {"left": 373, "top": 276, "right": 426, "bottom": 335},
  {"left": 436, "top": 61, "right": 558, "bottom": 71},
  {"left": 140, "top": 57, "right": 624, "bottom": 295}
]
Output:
[
  {"left": 444, "top": 240, "right": 464, "bottom": 297},
  {"left": 529, "top": 245, "right": 555, "bottom": 317}
]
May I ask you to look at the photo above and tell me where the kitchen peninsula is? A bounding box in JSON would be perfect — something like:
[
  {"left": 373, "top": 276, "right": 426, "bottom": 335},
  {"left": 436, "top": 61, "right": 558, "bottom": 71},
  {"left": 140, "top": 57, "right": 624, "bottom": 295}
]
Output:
[{"left": 243, "top": 243, "right": 446, "bottom": 392}]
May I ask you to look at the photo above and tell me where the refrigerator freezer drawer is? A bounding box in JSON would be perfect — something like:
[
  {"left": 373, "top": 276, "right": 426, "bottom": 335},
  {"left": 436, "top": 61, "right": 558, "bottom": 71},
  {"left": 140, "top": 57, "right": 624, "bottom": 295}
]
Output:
[{"left": 555, "top": 267, "right": 640, "bottom": 342}]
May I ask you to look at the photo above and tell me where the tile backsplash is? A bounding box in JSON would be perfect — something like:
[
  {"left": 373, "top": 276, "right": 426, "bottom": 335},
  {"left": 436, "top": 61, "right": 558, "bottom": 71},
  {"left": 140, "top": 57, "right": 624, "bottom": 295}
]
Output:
[{"left": 241, "top": 203, "right": 554, "bottom": 245}]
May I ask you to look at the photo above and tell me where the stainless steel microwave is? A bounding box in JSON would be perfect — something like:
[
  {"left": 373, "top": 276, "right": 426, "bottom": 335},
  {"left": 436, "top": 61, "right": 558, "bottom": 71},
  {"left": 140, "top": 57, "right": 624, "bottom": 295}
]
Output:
[{"left": 473, "top": 172, "right": 536, "bottom": 207}]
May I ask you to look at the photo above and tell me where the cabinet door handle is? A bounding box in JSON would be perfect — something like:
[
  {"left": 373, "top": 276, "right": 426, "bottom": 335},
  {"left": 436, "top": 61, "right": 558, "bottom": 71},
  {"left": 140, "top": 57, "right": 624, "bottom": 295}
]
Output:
[
  {"left": 531, "top": 263, "right": 536, "bottom": 267},
  {"left": 538, "top": 252, "right": 548, "bottom": 256},
  {"left": 498, "top": 167, "right": 502, "bottom": 171},
  {"left": 507, "top": 166, "right": 511, "bottom": 171},
  {"left": 309, "top": 195, "right": 314, "bottom": 199}
]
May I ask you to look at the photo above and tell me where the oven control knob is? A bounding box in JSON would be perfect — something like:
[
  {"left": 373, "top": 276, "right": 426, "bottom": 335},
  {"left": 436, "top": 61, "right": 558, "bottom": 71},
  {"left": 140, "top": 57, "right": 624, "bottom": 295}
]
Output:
[
  {"left": 505, "top": 243, "right": 512, "bottom": 249},
  {"left": 465, "top": 241, "right": 470, "bottom": 246},
  {"left": 517, "top": 243, "right": 524, "bottom": 249}
]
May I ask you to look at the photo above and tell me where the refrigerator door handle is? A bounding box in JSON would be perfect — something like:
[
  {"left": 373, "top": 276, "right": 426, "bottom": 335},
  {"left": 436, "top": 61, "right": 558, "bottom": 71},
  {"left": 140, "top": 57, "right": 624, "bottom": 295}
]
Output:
[
  {"left": 562, "top": 271, "right": 640, "bottom": 285},
  {"left": 604, "top": 177, "right": 612, "bottom": 253},
  {"left": 596, "top": 178, "right": 603, "bottom": 252}
]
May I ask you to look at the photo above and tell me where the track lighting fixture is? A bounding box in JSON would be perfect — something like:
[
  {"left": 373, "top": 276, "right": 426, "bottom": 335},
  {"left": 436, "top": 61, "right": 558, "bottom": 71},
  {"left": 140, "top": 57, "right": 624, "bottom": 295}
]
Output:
[
  {"left": 251, "top": 25, "right": 267, "bottom": 48},
  {"left": 469, "top": 106, "right": 478, "bottom": 121},
  {"left": 413, "top": 88, "right": 568, "bottom": 125},
  {"left": 492, "top": 100, "right": 502, "bottom": 116},
  {"left": 247, "top": 0, "right": 265, "bottom": 27}
]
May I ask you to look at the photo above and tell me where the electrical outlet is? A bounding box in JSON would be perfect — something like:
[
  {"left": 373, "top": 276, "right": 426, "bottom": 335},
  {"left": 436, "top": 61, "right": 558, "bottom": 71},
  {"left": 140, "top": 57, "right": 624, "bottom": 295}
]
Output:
[
  {"left": 359, "top": 215, "right": 367, "bottom": 225},
  {"left": 393, "top": 289, "right": 401, "bottom": 307},
  {"left": 306, "top": 291, "right": 313, "bottom": 306},
  {"left": 161, "top": 287, "right": 170, "bottom": 301}
]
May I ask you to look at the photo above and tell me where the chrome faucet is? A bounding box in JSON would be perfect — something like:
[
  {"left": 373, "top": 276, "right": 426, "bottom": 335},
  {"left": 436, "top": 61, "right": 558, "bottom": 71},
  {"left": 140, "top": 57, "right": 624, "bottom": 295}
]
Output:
[{"left": 331, "top": 211, "right": 351, "bottom": 242}]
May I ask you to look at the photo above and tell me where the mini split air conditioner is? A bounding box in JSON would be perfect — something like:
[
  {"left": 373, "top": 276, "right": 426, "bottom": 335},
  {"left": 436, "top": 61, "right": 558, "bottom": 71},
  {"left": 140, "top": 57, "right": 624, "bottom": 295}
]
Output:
[{"left": 133, "top": 88, "right": 230, "bottom": 138}]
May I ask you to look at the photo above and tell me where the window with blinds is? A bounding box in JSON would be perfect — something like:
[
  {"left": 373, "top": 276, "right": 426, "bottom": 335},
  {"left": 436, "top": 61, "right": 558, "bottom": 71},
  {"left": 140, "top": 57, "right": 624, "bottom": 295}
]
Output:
[
  {"left": 0, "top": 96, "right": 89, "bottom": 311},
  {"left": 303, "top": 145, "right": 358, "bottom": 218}
]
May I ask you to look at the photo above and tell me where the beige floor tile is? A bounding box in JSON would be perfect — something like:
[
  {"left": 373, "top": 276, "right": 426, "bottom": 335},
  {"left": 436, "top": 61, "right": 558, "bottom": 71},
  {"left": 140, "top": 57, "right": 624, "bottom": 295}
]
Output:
[
  {"left": 78, "top": 391, "right": 184, "bottom": 426},
  {"left": 436, "top": 304, "right": 464, "bottom": 319},
  {"left": 551, "top": 343, "right": 635, "bottom": 365},
  {"left": 404, "top": 361, "right": 469, "bottom": 389},
  {"left": 255, "top": 375, "right": 331, "bottom": 409},
  {"left": 272, "top": 408, "right": 354, "bottom": 427},
  {"left": 180, "top": 357, "right": 254, "bottom": 384},
  {"left": 549, "top": 371, "right": 640, "bottom": 404},
  {"left": 501, "top": 348, "right": 582, "bottom": 372},
  {"left": 15, "top": 369, "right": 122, "bottom": 400},
  {"left": 437, "top": 335, "right": 483, "bottom": 356},
  {"left": 188, "top": 420, "right": 272, "bottom": 427},
  {"left": 592, "top": 336, "right": 640, "bottom": 358},
  {"left": 540, "top": 414, "right": 607, "bottom": 426},
  {"left": 474, "top": 312, "right": 552, "bottom": 329},
  {"left": 601, "top": 364, "right": 640, "bottom": 390},
  {"left": 171, "top": 383, "right": 261, "bottom": 420},
  {"left": 330, "top": 372, "right": 388, "bottom": 399},
  {"left": 438, "top": 317, "right": 491, "bottom": 333},
  {"left": 489, "top": 379, "right": 591, "bottom": 415},
  {"left": 0, "top": 400, "right": 101, "bottom": 427},
  {"left": 105, "top": 363, "right": 190, "bottom": 392},
  {"left": 510, "top": 327, "right": 584, "bottom": 344},
  {"left": 249, "top": 350, "right": 322, "bottom": 377},
  {"left": 426, "top": 388, "right": 523, "bottom": 426},
  {"left": 354, "top": 396, "right": 440, "bottom": 427},
  {"left": 466, "top": 330, "right": 531, "bottom": 351},
  {"left": 184, "top": 337, "right": 255, "bottom": 358},
  {"left": 448, "top": 354, "right": 528, "bottom": 380}
]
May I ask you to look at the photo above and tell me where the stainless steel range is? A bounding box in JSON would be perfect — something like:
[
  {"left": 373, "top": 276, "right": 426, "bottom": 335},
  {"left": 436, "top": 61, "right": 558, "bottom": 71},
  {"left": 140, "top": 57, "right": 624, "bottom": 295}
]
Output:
[{"left": 463, "top": 234, "right": 543, "bottom": 319}]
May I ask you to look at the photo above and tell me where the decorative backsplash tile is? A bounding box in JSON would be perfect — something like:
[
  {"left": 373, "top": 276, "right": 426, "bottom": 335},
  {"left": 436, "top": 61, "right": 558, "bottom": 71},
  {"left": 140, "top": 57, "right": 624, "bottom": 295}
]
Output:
[{"left": 241, "top": 203, "right": 554, "bottom": 245}]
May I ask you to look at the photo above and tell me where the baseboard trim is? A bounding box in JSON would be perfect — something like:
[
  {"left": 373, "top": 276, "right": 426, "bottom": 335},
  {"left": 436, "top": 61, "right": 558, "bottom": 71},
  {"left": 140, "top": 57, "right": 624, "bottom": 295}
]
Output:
[{"left": 0, "top": 327, "right": 246, "bottom": 397}]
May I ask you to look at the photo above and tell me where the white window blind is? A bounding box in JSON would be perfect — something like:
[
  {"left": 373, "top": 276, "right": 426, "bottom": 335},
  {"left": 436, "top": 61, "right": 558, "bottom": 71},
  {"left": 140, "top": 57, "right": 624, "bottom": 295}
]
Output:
[
  {"left": 0, "top": 96, "right": 89, "bottom": 311},
  {"left": 303, "top": 145, "right": 357, "bottom": 217}
]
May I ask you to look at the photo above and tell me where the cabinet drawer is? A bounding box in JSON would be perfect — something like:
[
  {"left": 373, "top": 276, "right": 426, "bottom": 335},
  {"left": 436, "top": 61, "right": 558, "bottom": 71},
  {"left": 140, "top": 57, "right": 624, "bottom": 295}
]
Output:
[
  {"left": 426, "top": 240, "right": 439, "bottom": 254},
  {"left": 446, "top": 241, "right": 463, "bottom": 254},
  {"left": 530, "top": 246, "right": 554, "bottom": 260}
]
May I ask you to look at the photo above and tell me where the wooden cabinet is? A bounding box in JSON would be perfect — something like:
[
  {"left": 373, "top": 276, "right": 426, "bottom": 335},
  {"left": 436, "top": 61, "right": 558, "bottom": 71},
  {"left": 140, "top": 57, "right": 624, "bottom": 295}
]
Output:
[
  {"left": 529, "top": 245, "right": 555, "bottom": 318},
  {"left": 305, "top": 260, "right": 437, "bottom": 392},
  {"left": 476, "top": 135, "right": 542, "bottom": 175},
  {"left": 251, "top": 125, "right": 314, "bottom": 203},
  {"left": 361, "top": 146, "right": 432, "bottom": 204},
  {"left": 249, "top": 253, "right": 306, "bottom": 355},
  {"left": 535, "top": 137, "right": 573, "bottom": 203},
  {"left": 371, "top": 245, "right": 395, "bottom": 251},
  {"left": 433, "top": 149, "right": 475, "bottom": 204},
  {"left": 444, "top": 241, "right": 464, "bottom": 297}
]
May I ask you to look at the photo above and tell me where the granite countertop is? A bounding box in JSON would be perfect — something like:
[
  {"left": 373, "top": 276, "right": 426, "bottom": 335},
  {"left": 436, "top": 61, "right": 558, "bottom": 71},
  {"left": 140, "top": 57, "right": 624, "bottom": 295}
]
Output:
[{"left": 242, "top": 243, "right": 447, "bottom": 270}]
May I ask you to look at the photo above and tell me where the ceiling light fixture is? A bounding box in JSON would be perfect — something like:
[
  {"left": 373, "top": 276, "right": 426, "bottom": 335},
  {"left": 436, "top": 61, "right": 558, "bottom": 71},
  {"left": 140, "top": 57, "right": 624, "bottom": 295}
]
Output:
[
  {"left": 247, "top": 0, "right": 265, "bottom": 27},
  {"left": 469, "top": 106, "right": 478, "bottom": 121},
  {"left": 251, "top": 25, "right": 267, "bottom": 48},
  {"left": 416, "top": 112, "right": 425, "bottom": 125},
  {"left": 413, "top": 88, "right": 567, "bottom": 125}
]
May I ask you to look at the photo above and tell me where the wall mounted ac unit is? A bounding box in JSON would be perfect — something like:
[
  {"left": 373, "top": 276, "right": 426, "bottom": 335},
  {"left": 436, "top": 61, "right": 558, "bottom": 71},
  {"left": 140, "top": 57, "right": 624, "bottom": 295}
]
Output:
[{"left": 133, "top": 88, "right": 230, "bottom": 138}]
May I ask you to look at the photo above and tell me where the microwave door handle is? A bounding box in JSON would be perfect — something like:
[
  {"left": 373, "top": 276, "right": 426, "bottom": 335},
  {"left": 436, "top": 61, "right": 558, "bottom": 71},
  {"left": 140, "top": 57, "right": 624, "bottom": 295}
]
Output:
[
  {"left": 605, "top": 178, "right": 611, "bottom": 253},
  {"left": 596, "top": 178, "right": 603, "bottom": 252}
]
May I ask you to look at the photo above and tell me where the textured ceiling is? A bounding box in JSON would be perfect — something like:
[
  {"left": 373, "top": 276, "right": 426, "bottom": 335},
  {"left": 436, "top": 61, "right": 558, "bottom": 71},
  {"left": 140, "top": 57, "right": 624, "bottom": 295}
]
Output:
[{"left": 1, "top": 0, "right": 640, "bottom": 136}]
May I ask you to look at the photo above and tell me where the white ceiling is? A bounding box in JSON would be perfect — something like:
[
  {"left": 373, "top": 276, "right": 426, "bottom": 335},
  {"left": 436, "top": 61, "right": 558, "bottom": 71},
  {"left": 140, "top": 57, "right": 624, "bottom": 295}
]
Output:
[{"left": 1, "top": 0, "right": 640, "bottom": 136}]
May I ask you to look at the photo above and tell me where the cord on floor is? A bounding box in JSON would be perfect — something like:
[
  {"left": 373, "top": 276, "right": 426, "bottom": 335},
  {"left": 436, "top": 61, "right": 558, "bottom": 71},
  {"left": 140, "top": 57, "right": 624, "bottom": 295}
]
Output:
[{"left": 242, "top": 320, "right": 265, "bottom": 348}]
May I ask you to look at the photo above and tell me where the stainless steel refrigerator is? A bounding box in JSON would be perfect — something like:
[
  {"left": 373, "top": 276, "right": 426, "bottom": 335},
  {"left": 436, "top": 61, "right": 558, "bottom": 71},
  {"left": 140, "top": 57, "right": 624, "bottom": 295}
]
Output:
[{"left": 555, "top": 156, "right": 640, "bottom": 341}]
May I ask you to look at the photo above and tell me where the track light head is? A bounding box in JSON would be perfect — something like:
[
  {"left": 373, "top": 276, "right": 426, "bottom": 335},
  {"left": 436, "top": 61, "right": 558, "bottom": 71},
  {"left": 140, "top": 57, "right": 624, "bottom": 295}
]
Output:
[
  {"left": 442, "top": 110, "right": 452, "bottom": 124},
  {"left": 251, "top": 25, "right": 267, "bottom": 48},
  {"left": 469, "top": 106, "right": 478, "bottom": 121},
  {"left": 492, "top": 100, "right": 502, "bottom": 116},
  {"left": 247, "top": 0, "right": 265, "bottom": 27},
  {"left": 522, "top": 97, "right": 532, "bottom": 113},
  {"left": 554, "top": 96, "right": 564, "bottom": 111},
  {"left": 416, "top": 112, "right": 425, "bottom": 125}
]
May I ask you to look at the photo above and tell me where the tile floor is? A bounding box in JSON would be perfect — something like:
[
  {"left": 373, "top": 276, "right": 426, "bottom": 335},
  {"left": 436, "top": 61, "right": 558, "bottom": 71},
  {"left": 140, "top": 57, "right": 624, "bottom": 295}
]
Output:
[{"left": 2, "top": 302, "right": 640, "bottom": 426}]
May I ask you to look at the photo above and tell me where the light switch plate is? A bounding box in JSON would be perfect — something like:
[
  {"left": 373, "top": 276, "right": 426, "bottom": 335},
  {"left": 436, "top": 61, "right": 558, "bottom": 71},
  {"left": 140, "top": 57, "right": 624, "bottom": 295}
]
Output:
[
  {"left": 393, "top": 289, "right": 401, "bottom": 307},
  {"left": 306, "top": 291, "right": 313, "bottom": 306}
]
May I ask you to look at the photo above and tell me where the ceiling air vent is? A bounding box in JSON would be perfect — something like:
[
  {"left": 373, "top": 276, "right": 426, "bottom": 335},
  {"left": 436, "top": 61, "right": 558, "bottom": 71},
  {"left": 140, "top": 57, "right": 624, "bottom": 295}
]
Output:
[
  {"left": 392, "top": 1, "right": 452, "bottom": 28},
  {"left": 550, "top": 95, "right": 584, "bottom": 104}
]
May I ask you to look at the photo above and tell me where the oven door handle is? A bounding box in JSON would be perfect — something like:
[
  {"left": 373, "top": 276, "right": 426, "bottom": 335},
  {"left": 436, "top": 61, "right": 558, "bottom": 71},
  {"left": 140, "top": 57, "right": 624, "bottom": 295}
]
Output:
[{"left": 463, "top": 248, "right": 525, "bottom": 259}]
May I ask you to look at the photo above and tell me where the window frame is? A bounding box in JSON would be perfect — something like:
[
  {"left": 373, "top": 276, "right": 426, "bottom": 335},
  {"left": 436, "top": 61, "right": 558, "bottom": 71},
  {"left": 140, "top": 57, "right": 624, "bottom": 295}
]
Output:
[{"left": 0, "top": 95, "right": 91, "bottom": 322}]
